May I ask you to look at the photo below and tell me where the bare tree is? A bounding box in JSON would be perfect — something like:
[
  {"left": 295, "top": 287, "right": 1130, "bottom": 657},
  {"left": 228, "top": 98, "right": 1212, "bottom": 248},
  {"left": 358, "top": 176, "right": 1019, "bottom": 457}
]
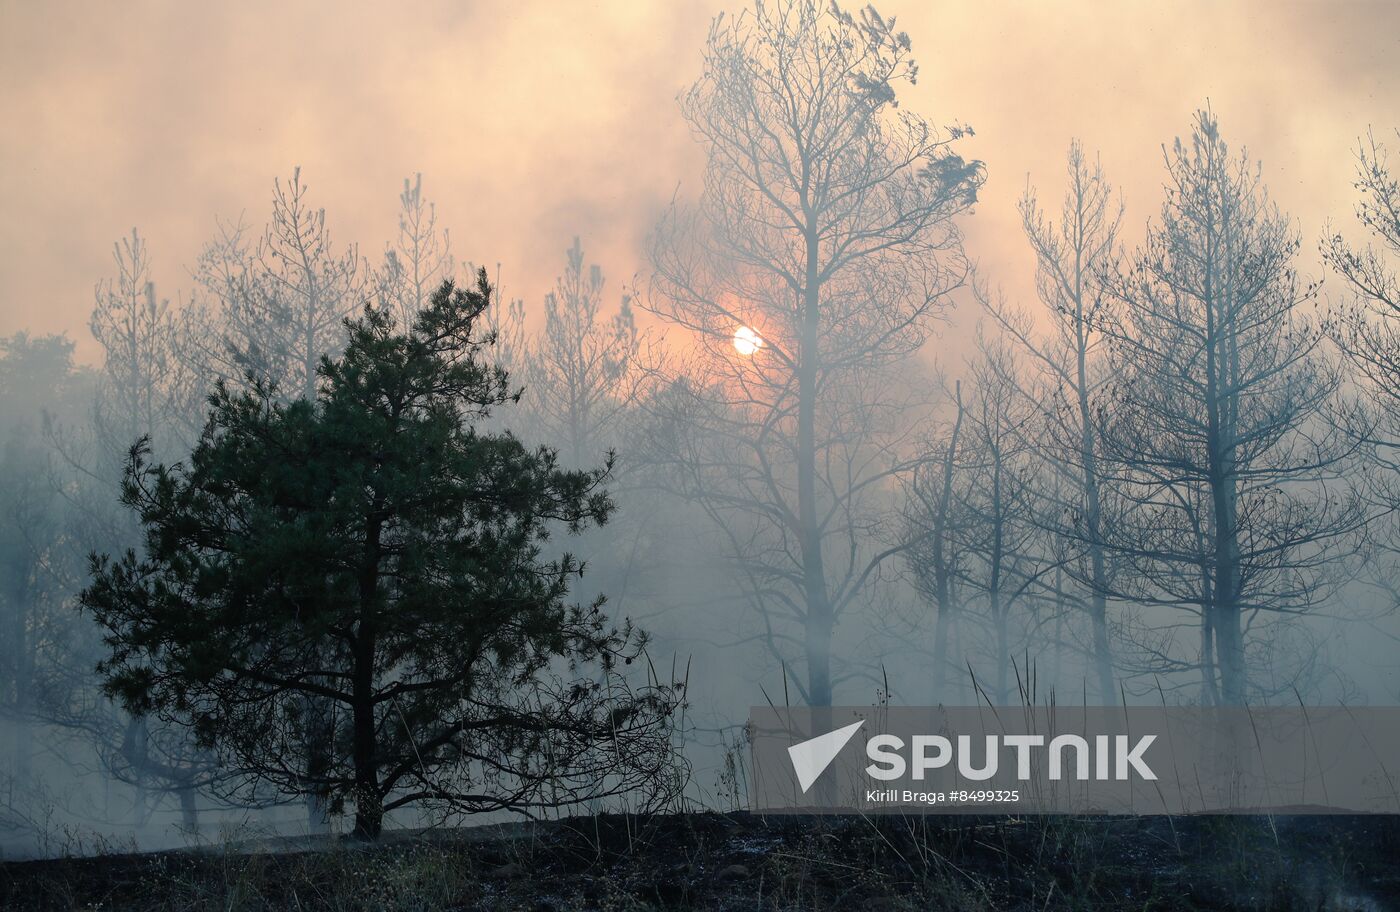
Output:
[
  {"left": 90, "top": 231, "right": 204, "bottom": 459},
  {"left": 378, "top": 173, "right": 455, "bottom": 327},
  {"left": 24, "top": 233, "right": 232, "bottom": 833},
  {"left": 645, "top": 0, "right": 981, "bottom": 707},
  {"left": 480, "top": 268, "right": 528, "bottom": 386},
  {"left": 948, "top": 340, "right": 1054, "bottom": 705},
  {"left": 901, "top": 380, "right": 966, "bottom": 701},
  {"left": 529, "top": 238, "right": 640, "bottom": 468},
  {"left": 1323, "top": 131, "right": 1400, "bottom": 570},
  {"left": 1098, "top": 110, "right": 1363, "bottom": 704},
  {"left": 189, "top": 168, "right": 367, "bottom": 402},
  {"left": 980, "top": 142, "right": 1122, "bottom": 701}
]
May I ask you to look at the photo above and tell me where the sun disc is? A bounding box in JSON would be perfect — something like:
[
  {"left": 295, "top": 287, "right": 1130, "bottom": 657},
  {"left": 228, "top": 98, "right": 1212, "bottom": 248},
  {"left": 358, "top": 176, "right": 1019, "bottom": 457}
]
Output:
[{"left": 733, "top": 325, "right": 763, "bottom": 356}]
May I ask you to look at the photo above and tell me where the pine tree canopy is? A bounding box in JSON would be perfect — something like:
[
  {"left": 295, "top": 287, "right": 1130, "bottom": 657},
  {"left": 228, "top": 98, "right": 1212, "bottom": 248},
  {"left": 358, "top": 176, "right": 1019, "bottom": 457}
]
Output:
[{"left": 81, "top": 272, "right": 682, "bottom": 839}]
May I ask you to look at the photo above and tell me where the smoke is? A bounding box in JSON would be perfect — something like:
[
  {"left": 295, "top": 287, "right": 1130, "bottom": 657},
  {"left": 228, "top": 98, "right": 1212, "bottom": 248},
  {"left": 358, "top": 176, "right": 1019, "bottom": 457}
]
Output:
[
  {"left": 4, "top": 1, "right": 1400, "bottom": 360},
  {"left": 3, "top": 0, "right": 1400, "bottom": 860}
]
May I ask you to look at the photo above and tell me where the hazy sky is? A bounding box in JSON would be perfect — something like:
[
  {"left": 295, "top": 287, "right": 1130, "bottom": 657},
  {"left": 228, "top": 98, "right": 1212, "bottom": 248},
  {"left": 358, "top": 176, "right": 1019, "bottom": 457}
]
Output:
[{"left": 2, "top": 0, "right": 1399, "bottom": 363}]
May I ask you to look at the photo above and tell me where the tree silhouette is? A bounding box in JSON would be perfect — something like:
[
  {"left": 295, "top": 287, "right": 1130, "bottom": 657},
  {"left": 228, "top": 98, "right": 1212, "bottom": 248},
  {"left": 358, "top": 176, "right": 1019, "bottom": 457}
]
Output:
[
  {"left": 645, "top": 0, "right": 981, "bottom": 707},
  {"left": 82, "top": 275, "right": 681, "bottom": 838},
  {"left": 1098, "top": 111, "right": 1363, "bottom": 704}
]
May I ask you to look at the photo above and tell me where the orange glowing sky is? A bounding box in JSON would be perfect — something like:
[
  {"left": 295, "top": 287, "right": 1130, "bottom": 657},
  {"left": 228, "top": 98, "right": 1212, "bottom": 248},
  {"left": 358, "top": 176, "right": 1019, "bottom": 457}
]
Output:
[{"left": 2, "top": 0, "right": 1399, "bottom": 363}]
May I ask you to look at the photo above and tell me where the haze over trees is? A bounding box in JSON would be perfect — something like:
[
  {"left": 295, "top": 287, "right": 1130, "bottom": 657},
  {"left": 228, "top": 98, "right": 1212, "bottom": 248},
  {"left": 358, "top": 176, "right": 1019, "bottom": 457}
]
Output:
[
  {"left": 1324, "top": 132, "right": 1400, "bottom": 605},
  {"left": 645, "top": 0, "right": 983, "bottom": 709},
  {"left": 187, "top": 168, "right": 369, "bottom": 405},
  {"left": 1, "top": 0, "right": 1399, "bottom": 856},
  {"left": 1093, "top": 111, "right": 1364, "bottom": 705},
  {"left": 529, "top": 237, "right": 640, "bottom": 469},
  {"left": 977, "top": 142, "right": 1123, "bottom": 703},
  {"left": 0, "top": 334, "right": 89, "bottom": 795}
]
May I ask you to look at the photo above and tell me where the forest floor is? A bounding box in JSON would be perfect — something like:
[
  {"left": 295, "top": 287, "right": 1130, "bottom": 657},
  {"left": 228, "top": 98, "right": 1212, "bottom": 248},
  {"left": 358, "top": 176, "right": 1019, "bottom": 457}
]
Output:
[{"left": 3, "top": 812, "right": 1400, "bottom": 910}]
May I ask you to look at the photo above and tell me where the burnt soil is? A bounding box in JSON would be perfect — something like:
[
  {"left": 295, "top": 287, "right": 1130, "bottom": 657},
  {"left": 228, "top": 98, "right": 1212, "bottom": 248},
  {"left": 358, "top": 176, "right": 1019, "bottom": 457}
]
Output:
[{"left": 4, "top": 812, "right": 1399, "bottom": 910}]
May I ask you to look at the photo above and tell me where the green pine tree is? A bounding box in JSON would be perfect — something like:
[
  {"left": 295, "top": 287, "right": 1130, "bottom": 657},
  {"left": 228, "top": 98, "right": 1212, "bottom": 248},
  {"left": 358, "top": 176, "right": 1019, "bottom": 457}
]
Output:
[{"left": 81, "top": 272, "right": 681, "bottom": 839}]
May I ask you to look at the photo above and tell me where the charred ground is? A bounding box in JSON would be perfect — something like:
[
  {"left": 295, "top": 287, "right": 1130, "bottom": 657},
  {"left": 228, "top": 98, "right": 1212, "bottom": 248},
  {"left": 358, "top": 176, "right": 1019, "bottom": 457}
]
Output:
[{"left": 4, "top": 812, "right": 1399, "bottom": 910}]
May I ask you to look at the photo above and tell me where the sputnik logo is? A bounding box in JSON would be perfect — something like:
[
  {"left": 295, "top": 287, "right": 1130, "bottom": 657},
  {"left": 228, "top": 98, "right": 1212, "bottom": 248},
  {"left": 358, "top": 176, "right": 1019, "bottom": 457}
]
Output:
[{"left": 787, "top": 719, "right": 864, "bottom": 793}]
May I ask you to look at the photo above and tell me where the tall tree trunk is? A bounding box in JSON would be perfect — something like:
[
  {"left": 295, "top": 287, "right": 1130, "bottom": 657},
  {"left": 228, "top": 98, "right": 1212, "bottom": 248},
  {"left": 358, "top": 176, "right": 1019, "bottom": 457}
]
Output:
[
  {"left": 352, "top": 508, "right": 384, "bottom": 839},
  {"left": 1199, "top": 572, "right": 1220, "bottom": 706},
  {"left": 989, "top": 433, "right": 1006, "bottom": 705},
  {"left": 1052, "top": 566, "right": 1066, "bottom": 696},
  {"left": 1212, "top": 540, "right": 1245, "bottom": 705},
  {"left": 930, "top": 382, "right": 963, "bottom": 703},
  {"left": 350, "top": 685, "right": 381, "bottom": 839},
  {"left": 1206, "top": 380, "right": 1245, "bottom": 701},
  {"left": 1074, "top": 309, "right": 1116, "bottom": 703},
  {"left": 125, "top": 717, "right": 151, "bottom": 826},
  {"left": 931, "top": 602, "right": 952, "bottom": 702},
  {"left": 179, "top": 783, "right": 199, "bottom": 836},
  {"left": 799, "top": 231, "right": 832, "bottom": 710},
  {"left": 8, "top": 583, "right": 33, "bottom": 783},
  {"left": 993, "top": 592, "right": 1009, "bottom": 706}
]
